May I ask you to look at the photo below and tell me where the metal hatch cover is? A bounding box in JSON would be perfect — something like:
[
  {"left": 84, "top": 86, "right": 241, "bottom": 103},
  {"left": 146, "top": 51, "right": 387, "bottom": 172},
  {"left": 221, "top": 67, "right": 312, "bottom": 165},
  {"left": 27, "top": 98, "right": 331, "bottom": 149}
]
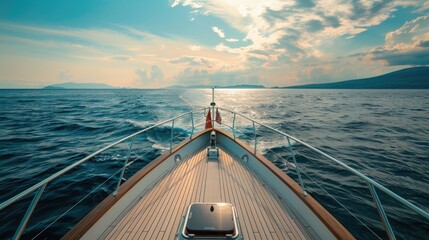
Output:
[{"left": 179, "top": 202, "right": 241, "bottom": 239}]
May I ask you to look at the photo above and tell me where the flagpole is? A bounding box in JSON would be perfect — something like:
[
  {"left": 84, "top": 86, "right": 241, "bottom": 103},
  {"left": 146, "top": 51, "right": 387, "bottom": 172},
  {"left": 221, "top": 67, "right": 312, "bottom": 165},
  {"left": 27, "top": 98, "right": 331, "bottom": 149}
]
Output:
[{"left": 211, "top": 87, "right": 215, "bottom": 129}]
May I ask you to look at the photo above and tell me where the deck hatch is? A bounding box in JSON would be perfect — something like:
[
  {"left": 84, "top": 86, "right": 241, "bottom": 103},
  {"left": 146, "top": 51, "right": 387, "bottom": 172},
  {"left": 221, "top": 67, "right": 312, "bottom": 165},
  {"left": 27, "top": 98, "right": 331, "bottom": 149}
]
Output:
[{"left": 180, "top": 202, "right": 241, "bottom": 239}]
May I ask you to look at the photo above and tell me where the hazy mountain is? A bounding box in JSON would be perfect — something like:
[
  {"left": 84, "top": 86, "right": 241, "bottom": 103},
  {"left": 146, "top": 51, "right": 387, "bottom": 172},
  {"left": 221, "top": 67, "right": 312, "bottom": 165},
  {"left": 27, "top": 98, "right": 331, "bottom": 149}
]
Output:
[
  {"left": 166, "top": 84, "right": 266, "bottom": 89},
  {"left": 285, "top": 67, "right": 429, "bottom": 89},
  {"left": 43, "top": 82, "right": 115, "bottom": 89}
]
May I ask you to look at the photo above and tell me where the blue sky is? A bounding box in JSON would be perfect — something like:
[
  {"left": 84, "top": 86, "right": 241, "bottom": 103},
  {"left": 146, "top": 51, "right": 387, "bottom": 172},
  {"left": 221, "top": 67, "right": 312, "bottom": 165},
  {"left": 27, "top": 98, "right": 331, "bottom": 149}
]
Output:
[{"left": 0, "top": 0, "right": 428, "bottom": 88}]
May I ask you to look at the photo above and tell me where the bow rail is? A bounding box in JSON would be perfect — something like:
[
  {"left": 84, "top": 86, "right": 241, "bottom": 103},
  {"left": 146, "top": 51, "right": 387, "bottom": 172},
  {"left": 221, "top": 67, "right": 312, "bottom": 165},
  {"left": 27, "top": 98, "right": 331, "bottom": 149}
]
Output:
[
  {"left": 0, "top": 107, "right": 207, "bottom": 239},
  {"left": 1, "top": 105, "right": 428, "bottom": 240},
  {"left": 217, "top": 106, "right": 429, "bottom": 240}
]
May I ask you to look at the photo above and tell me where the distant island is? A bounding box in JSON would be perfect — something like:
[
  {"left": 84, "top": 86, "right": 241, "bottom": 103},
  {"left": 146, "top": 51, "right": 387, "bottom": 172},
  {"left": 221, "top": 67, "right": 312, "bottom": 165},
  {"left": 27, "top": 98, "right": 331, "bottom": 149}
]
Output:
[
  {"left": 42, "top": 67, "right": 428, "bottom": 90},
  {"left": 167, "top": 84, "right": 266, "bottom": 89},
  {"left": 43, "top": 82, "right": 115, "bottom": 89},
  {"left": 285, "top": 67, "right": 429, "bottom": 89}
]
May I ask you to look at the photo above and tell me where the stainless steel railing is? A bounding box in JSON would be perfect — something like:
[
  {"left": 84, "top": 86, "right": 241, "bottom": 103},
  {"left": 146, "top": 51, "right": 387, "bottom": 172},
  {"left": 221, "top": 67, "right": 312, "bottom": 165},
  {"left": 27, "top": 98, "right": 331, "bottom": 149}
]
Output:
[
  {"left": 216, "top": 107, "right": 429, "bottom": 240},
  {"left": 0, "top": 107, "right": 207, "bottom": 240},
  {"left": 2, "top": 105, "right": 428, "bottom": 240}
]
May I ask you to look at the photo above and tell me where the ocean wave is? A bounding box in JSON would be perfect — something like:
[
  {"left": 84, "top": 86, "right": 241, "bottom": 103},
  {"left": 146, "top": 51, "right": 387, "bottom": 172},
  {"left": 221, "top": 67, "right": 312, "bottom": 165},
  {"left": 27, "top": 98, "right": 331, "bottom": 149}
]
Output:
[{"left": 0, "top": 89, "right": 428, "bottom": 239}]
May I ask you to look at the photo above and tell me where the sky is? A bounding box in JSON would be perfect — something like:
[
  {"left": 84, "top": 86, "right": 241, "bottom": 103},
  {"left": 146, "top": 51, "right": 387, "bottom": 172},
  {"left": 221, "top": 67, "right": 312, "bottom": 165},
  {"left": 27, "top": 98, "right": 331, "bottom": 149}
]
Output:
[{"left": 0, "top": 0, "right": 428, "bottom": 88}]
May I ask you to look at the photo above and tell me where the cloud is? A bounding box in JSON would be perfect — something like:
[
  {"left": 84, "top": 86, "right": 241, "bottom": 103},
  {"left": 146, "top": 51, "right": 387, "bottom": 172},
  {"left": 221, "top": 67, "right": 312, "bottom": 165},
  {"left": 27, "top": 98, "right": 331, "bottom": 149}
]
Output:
[
  {"left": 174, "top": 67, "right": 261, "bottom": 86},
  {"left": 188, "top": 45, "right": 201, "bottom": 51},
  {"left": 418, "top": 40, "right": 429, "bottom": 48},
  {"left": 211, "top": 26, "right": 241, "bottom": 45},
  {"left": 135, "top": 65, "right": 164, "bottom": 83},
  {"left": 110, "top": 55, "right": 131, "bottom": 61},
  {"left": 226, "top": 38, "right": 239, "bottom": 42},
  {"left": 212, "top": 26, "right": 225, "bottom": 38},
  {"left": 0, "top": 21, "right": 248, "bottom": 87},
  {"left": 171, "top": 0, "right": 180, "bottom": 8},
  {"left": 369, "top": 15, "right": 429, "bottom": 66},
  {"left": 297, "top": 65, "right": 333, "bottom": 83},
  {"left": 2, "top": 2, "right": 428, "bottom": 88},
  {"left": 385, "top": 15, "right": 429, "bottom": 49},
  {"left": 371, "top": 48, "right": 429, "bottom": 66},
  {"left": 170, "top": 0, "right": 203, "bottom": 9},
  {"left": 172, "top": 0, "right": 427, "bottom": 71},
  {"left": 169, "top": 55, "right": 218, "bottom": 68},
  {"left": 58, "top": 70, "right": 75, "bottom": 82}
]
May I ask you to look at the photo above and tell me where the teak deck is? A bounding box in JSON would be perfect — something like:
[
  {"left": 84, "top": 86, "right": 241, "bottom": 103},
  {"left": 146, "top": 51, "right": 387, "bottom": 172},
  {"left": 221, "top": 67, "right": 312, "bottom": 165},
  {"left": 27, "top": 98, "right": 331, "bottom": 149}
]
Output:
[{"left": 98, "top": 146, "right": 316, "bottom": 240}]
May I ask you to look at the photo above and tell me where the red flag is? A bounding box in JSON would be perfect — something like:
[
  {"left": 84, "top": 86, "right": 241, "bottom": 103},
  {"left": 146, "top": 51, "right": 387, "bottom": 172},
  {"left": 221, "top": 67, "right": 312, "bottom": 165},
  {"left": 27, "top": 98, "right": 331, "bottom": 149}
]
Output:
[
  {"left": 205, "top": 108, "right": 212, "bottom": 129},
  {"left": 215, "top": 108, "right": 222, "bottom": 124}
]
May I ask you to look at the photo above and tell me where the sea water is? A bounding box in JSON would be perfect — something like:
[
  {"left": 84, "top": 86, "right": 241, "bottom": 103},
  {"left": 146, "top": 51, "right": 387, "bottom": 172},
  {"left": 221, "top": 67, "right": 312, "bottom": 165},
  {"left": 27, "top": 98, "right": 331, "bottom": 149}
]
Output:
[{"left": 0, "top": 89, "right": 428, "bottom": 239}]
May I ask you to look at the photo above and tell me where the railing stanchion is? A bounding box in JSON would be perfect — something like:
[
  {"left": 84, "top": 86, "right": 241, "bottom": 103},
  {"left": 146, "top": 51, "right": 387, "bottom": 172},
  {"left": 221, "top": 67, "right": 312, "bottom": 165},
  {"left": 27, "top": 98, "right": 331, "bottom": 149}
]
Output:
[
  {"left": 368, "top": 183, "right": 396, "bottom": 240},
  {"left": 253, "top": 121, "right": 257, "bottom": 154},
  {"left": 287, "top": 136, "right": 307, "bottom": 196},
  {"left": 13, "top": 183, "right": 47, "bottom": 240},
  {"left": 232, "top": 113, "right": 236, "bottom": 140},
  {"left": 211, "top": 87, "right": 215, "bottom": 129},
  {"left": 190, "top": 112, "right": 194, "bottom": 139},
  {"left": 113, "top": 137, "right": 134, "bottom": 196},
  {"left": 170, "top": 119, "right": 175, "bottom": 153}
]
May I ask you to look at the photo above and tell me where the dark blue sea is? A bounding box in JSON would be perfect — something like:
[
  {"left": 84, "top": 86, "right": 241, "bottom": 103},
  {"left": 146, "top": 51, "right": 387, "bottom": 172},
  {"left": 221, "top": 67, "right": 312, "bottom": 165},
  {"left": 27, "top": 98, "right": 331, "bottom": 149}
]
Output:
[{"left": 0, "top": 89, "right": 428, "bottom": 239}]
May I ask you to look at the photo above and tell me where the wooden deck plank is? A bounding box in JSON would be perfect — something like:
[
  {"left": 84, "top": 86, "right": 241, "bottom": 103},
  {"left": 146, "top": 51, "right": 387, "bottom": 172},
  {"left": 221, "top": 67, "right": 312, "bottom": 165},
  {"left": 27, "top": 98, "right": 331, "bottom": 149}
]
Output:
[
  {"left": 204, "top": 160, "right": 221, "bottom": 202},
  {"left": 271, "top": 232, "right": 281, "bottom": 240},
  {"left": 119, "top": 231, "right": 129, "bottom": 240},
  {"left": 156, "top": 231, "right": 165, "bottom": 239},
  {"left": 226, "top": 151, "right": 266, "bottom": 238},
  {"left": 220, "top": 150, "right": 257, "bottom": 240},
  {"left": 249, "top": 165, "right": 305, "bottom": 240},
  {"left": 162, "top": 150, "right": 204, "bottom": 239},
  {"left": 248, "top": 171, "right": 295, "bottom": 239},
  {"left": 225, "top": 149, "right": 275, "bottom": 239},
  {"left": 127, "top": 157, "right": 188, "bottom": 239},
  {"left": 123, "top": 163, "right": 179, "bottom": 239},
  {"left": 128, "top": 162, "right": 181, "bottom": 237},
  {"left": 102, "top": 146, "right": 313, "bottom": 240},
  {"left": 105, "top": 163, "right": 179, "bottom": 240},
  {"left": 248, "top": 157, "right": 312, "bottom": 240},
  {"left": 159, "top": 152, "right": 198, "bottom": 236},
  {"left": 167, "top": 150, "right": 206, "bottom": 238},
  {"left": 227, "top": 150, "right": 280, "bottom": 236},
  {"left": 144, "top": 152, "right": 196, "bottom": 239},
  {"left": 137, "top": 231, "right": 147, "bottom": 240},
  {"left": 199, "top": 154, "right": 208, "bottom": 202}
]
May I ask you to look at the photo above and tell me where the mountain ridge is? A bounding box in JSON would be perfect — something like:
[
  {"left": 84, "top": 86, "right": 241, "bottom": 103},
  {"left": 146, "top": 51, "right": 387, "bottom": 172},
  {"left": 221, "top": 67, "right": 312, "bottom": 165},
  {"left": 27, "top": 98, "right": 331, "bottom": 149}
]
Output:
[
  {"left": 43, "top": 82, "right": 115, "bottom": 89},
  {"left": 285, "top": 67, "right": 429, "bottom": 89},
  {"left": 40, "top": 67, "right": 429, "bottom": 90}
]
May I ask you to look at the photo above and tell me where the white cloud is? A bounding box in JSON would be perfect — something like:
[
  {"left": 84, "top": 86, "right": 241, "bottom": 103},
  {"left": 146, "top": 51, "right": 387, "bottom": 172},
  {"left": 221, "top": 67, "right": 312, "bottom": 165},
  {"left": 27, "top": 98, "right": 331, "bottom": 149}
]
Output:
[
  {"left": 2, "top": 2, "right": 428, "bottom": 88},
  {"left": 369, "top": 15, "right": 429, "bottom": 66},
  {"left": 135, "top": 65, "right": 164, "bottom": 83},
  {"left": 110, "top": 55, "right": 132, "bottom": 61},
  {"left": 189, "top": 45, "right": 201, "bottom": 51},
  {"left": 385, "top": 15, "right": 429, "bottom": 50},
  {"left": 170, "top": 0, "right": 203, "bottom": 9},
  {"left": 169, "top": 55, "right": 219, "bottom": 68},
  {"left": 168, "top": 0, "right": 429, "bottom": 86},
  {"left": 173, "top": 0, "right": 428, "bottom": 69},
  {"left": 0, "top": 21, "right": 241, "bottom": 87},
  {"left": 226, "top": 38, "right": 239, "bottom": 42},
  {"left": 171, "top": 0, "right": 180, "bottom": 8},
  {"left": 173, "top": 67, "right": 261, "bottom": 86},
  {"left": 212, "top": 26, "right": 225, "bottom": 38}
]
